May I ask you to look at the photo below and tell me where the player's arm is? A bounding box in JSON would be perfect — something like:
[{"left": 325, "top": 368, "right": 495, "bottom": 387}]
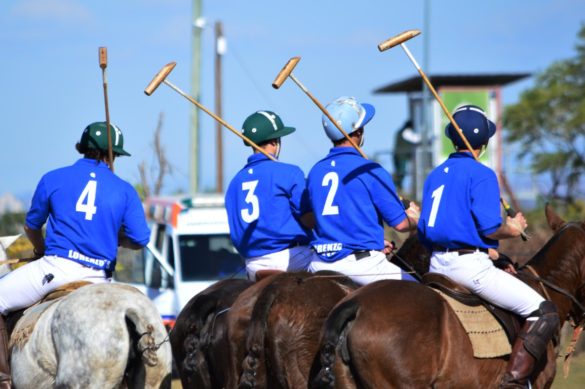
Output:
[
  {"left": 290, "top": 168, "right": 314, "bottom": 228},
  {"left": 119, "top": 185, "right": 151, "bottom": 250},
  {"left": 24, "top": 225, "right": 45, "bottom": 257},
  {"left": 486, "top": 213, "right": 527, "bottom": 240}
]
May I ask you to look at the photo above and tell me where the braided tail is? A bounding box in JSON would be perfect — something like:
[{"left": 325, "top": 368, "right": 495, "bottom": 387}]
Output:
[{"left": 311, "top": 299, "right": 359, "bottom": 388}]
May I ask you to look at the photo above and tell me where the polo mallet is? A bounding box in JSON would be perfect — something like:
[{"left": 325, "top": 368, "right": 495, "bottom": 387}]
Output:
[
  {"left": 272, "top": 57, "right": 368, "bottom": 159},
  {"left": 378, "top": 30, "right": 528, "bottom": 241},
  {"left": 144, "top": 62, "right": 276, "bottom": 161},
  {"left": 99, "top": 47, "right": 114, "bottom": 172}
]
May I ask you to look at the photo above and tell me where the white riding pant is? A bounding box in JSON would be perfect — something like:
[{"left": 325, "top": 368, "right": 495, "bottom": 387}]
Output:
[
  {"left": 430, "top": 251, "right": 544, "bottom": 317},
  {"left": 308, "top": 250, "right": 418, "bottom": 285},
  {"left": 245, "top": 245, "right": 316, "bottom": 281},
  {"left": 0, "top": 255, "right": 109, "bottom": 315}
]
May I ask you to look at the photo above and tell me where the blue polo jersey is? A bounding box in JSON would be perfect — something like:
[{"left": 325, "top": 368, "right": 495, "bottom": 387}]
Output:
[
  {"left": 417, "top": 152, "right": 502, "bottom": 250},
  {"left": 307, "top": 147, "right": 407, "bottom": 262},
  {"left": 26, "top": 158, "right": 150, "bottom": 271},
  {"left": 225, "top": 153, "right": 312, "bottom": 258}
]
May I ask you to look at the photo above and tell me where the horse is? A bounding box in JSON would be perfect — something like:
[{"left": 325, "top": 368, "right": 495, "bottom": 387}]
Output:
[
  {"left": 237, "top": 233, "right": 430, "bottom": 389},
  {"left": 170, "top": 278, "right": 253, "bottom": 389},
  {"left": 311, "top": 204, "right": 585, "bottom": 388},
  {"left": 9, "top": 282, "right": 172, "bottom": 388}
]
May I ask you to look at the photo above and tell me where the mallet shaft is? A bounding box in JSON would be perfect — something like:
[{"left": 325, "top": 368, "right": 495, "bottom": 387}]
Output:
[
  {"left": 291, "top": 73, "right": 367, "bottom": 159},
  {"left": 162, "top": 79, "right": 276, "bottom": 161},
  {"left": 99, "top": 46, "right": 114, "bottom": 172}
]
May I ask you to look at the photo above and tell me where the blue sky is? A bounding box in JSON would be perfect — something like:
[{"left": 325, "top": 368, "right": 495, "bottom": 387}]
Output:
[{"left": 1, "top": 0, "right": 584, "bottom": 203}]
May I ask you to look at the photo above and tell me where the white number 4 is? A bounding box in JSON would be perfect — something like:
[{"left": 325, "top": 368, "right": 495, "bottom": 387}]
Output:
[{"left": 76, "top": 180, "right": 98, "bottom": 220}]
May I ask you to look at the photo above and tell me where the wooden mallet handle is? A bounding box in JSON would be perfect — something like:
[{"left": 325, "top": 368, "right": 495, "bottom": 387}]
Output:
[
  {"left": 144, "top": 62, "right": 177, "bottom": 96},
  {"left": 272, "top": 56, "right": 301, "bottom": 89},
  {"left": 378, "top": 29, "right": 421, "bottom": 52}
]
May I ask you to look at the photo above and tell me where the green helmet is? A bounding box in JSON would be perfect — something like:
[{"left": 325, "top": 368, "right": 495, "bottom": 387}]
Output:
[
  {"left": 79, "top": 122, "right": 131, "bottom": 156},
  {"left": 241, "top": 111, "right": 295, "bottom": 146}
]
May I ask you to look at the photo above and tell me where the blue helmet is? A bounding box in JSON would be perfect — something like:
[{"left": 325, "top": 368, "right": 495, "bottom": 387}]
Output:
[
  {"left": 322, "top": 97, "right": 375, "bottom": 141},
  {"left": 445, "top": 105, "right": 496, "bottom": 149}
]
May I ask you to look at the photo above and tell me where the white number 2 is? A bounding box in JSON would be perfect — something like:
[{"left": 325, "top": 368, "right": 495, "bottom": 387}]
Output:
[
  {"left": 241, "top": 180, "right": 260, "bottom": 223},
  {"left": 76, "top": 180, "right": 98, "bottom": 221},
  {"left": 321, "top": 172, "right": 339, "bottom": 216},
  {"left": 427, "top": 184, "right": 445, "bottom": 227}
]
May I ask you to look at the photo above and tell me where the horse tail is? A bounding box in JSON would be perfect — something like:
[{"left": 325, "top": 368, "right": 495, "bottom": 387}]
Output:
[
  {"left": 311, "top": 298, "right": 359, "bottom": 389},
  {"left": 123, "top": 308, "right": 165, "bottom": 386},
  {"left": 239, "top": 273, "right": 305, "bottom": 389},
  {"left": 180, "top": 294, "right": 220, "bottom": 386}
]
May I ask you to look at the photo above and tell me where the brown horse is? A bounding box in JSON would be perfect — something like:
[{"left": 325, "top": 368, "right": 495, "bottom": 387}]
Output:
[
  {"left": 312, "top": 205, "right": 585, "bottom": 388},
  {"left": 238, "top": 272, "right": 360, "bottom": 389},
  {"left": 237, "top": 234, "right": 429, "bottom": 389},
  {"left": 170, "top": 278, "right": 253, "bottom": 389}
]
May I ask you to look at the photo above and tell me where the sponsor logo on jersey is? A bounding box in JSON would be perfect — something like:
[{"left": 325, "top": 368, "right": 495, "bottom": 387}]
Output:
[{"left": 313, "top": 242, "right": 343, "bottom": 257}]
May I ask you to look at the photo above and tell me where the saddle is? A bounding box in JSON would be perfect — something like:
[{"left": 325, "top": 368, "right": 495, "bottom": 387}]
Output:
[
  {"left": 423, "top": 273, "right": 521, "bottom": 347},
  {"left": 6, "top": 281, "right": 92, "bottom": 350}
]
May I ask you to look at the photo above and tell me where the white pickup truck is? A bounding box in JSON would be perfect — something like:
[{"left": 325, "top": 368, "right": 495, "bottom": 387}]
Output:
[{"left": 114, "top": 194, "right": 245, "bottom": 329}]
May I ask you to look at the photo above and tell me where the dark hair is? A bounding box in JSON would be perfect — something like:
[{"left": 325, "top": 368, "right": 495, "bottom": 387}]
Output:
[
  {"left": 333, "top": 128, "right": 363, "bottom": 146},
  {"left": 76, "top": 143, "right": 111, "bottom": 161}
]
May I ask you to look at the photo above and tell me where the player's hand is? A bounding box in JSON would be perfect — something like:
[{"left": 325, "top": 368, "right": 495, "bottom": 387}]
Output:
[
  {"left": 383, "top": 240, "right": 396, "bottom": 255},
  {"left": 507, "top": 212, "right": 527, "bottom": 237},
  {"left": 406, "top": 202, "right": 420, "bottom": 221}
]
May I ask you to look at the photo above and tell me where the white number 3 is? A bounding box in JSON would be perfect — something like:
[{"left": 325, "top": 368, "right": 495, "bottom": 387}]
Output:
[
  {"left": 76, "top": 180, "right": 98, "bottom": 220},
  {"left": 241, "top": 180, "right": 260, "bottom": 223}
]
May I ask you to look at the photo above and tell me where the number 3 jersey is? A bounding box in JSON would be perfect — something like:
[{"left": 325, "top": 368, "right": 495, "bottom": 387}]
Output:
[
  {"left": 25, "top": 158, "right": 150, "bottom": 271},
  {"left": 225, "top": 153, "right": 312, "bottom": 259},
  {"left": 417, "top": 152, "right": 501, "bottom": 250},
  {"left": 307, "top": 147, "right": 407, "bottom": 262}
]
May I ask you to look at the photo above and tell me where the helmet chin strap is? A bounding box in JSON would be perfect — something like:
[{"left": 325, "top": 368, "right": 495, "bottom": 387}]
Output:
[
  {"left": 478, "top": 144, "right": 487, "bottom": 159},
  {"left": 274, "top": 138, "right": 281, "bottom": 159}
]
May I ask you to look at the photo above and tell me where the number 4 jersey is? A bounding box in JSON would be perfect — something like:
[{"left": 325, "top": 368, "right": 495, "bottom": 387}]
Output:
[
  {"left": 25, "top": 158, "right": 150, "bottom": 271},
  {"left": 225, "top": 153, "right": 312, "bottom": 259},
  {"left": 307, "top": 147, "right": 407, "bottom": 262}
]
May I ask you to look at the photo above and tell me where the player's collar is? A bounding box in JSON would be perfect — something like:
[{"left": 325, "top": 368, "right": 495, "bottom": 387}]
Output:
[
  {"left": 448, "top": 151, "right": 476, "bottom": 160},
  {"left": 76, "top": 158, "right": 110, "bottom": 169},
  {"left": 247, "top": 153, "right": 276, "bottom": 164},
  {"left": 329, "top": 146, "right": 361, "bottom": 156}
]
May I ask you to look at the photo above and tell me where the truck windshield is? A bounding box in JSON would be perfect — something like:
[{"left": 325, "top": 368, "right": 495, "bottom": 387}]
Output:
[{"left": 179, "top": 234, "right": 246, "bottom": 281}]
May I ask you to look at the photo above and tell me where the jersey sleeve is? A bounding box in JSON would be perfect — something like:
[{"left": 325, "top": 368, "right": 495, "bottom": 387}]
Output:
[
  {"left": 362, "top": 163, "right": 407, "bottom": 228},
  {"left": 120, "top": 183, "right": 151, "bottom": 246},
  {"left": 289, "top": 167, "right": 310, "bottom": 217},
  {"left": 471, "top": 170, "right": 502, "bottom": 236},
  {"left": 25, "top": 176, "right": 50, "bottom": 230}
]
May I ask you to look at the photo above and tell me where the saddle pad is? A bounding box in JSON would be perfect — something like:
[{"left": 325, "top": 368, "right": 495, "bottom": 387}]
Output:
[
  {"left": 9, "top": 300, "right": 59, "bottom": 351},
  {"left": 434, "top": 289, "right": 511, "bottom": 358},
  {"left": 9, "top": 282, "right": 90, "bottom": 351}
]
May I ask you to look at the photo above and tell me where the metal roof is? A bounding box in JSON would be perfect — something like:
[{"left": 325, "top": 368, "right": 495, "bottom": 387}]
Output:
[{"left": 373, "top": 73, "right": 531, "bottom": 94}]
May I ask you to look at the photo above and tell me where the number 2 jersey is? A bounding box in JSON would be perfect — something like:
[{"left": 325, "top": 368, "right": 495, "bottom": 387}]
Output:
[
  {"left": 25, "top": 158, "right": 150, "bottom": 271},
  {"left": 225, "top": 153, "right": 312, "bottom": 259},
  {"left": 417, "top": 152, "right": 501, "bottom": 250},
  {"left": 307, "top": 147, "right": 407, "bottom": 262}
]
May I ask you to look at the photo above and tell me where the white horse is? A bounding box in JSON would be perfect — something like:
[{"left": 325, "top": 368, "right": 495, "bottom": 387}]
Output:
[{"left": 0, "top": 239, "right": 172, "bottom": 388}]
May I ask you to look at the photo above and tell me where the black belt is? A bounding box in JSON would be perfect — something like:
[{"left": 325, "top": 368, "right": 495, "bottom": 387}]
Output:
[
  {"left": 288, "top": 242, "right": 302, "bottom": 249},
  {"left": 432, "top": 245, "right": 488, "bottom": 254},
  {"left": 352, "top": 250, "right": 374, "bottom": 260}
]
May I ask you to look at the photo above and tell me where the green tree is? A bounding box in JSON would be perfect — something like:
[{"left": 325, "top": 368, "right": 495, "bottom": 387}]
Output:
[
  {"left": 505, "top": 24, "right": 585, "bottom": 205},
  {"left": 0, "top": 211, "right": 25, "bottom": 236}
]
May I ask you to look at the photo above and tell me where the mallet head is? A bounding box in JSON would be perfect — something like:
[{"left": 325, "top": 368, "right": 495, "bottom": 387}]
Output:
[
  {"left": 144, "top": 62, "right": 177, "bottom": 96},
  {"left": 378, "top": 29, "right": 421, "bottom": 52},
  {"left": 272, "top": 56, "right": 301, "bottom": 89},
  {"left": 99, "top": 47, "right": 107, "bottom": 69}
]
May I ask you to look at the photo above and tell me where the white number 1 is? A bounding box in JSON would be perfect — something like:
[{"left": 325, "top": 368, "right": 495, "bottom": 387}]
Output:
[
  {"left": 427, "top": 184, "right": 445, "bottom": 227},
  {"left": 76, "top": 180, "right": 98, "bottom": 220}
]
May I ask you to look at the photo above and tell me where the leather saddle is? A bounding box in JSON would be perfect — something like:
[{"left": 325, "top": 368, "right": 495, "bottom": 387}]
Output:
[{"left": 423, "top": 273, "right": 521, "bottom": 343}]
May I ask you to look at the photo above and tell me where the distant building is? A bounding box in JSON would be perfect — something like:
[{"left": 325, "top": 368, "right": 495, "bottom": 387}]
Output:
[{"left": 0, "top": 193, "right": 24, "bottom": 215}]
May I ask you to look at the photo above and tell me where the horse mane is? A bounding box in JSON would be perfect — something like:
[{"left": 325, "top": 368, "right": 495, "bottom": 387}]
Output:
[{"left": 239, "top": 272, "right": 311, "bottom": 389}]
